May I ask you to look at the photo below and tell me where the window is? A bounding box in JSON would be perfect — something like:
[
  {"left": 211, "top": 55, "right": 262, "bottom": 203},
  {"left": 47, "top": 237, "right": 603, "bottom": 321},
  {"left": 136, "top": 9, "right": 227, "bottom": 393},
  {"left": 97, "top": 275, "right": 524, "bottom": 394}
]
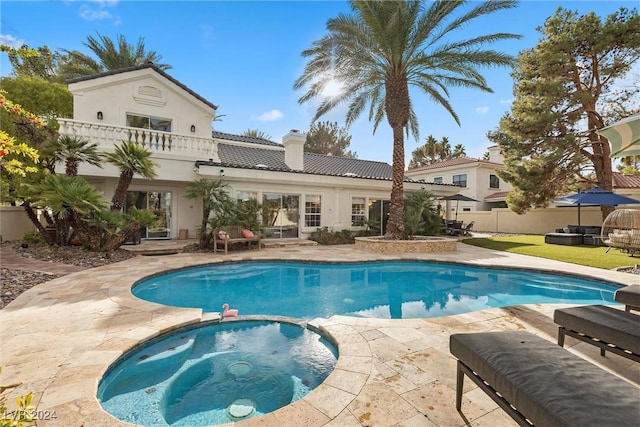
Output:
[
  {"left": 126, "top": 114, "right": 172, "bottom": 132},
  {"left": 433, "top": 177, "right": 443, "bottom": 184},
  {"left": 351, "top": 197, "right": 366, "bottom": 226},
  {"left": 305, "top": 195, "right": 321, "bottom": 227},
  {"left": 489, "top": 174, "right": 500, "bottom": 189},
  {"left": 453, "top": 174, "right": 467, "bottom": 188},
  {"left": 236, "top": 191, "right": 257, "bottom": 203}
]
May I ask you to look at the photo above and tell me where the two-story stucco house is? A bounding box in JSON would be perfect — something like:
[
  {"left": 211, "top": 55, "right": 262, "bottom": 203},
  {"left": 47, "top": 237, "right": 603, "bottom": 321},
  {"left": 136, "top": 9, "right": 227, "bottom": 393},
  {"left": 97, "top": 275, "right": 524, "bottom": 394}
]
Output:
[
  {"left": 57, "top": 63, "right": 459, "bottom": 241},
  {"left": 405, "top": 146, "right": 513, "bottom": 217}
]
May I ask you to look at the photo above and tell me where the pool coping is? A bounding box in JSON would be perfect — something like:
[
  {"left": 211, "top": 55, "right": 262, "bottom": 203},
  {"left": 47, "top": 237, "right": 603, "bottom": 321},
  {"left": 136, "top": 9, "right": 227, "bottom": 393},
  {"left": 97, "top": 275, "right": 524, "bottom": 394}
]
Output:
[{"left": 1, "top": 244, "right": 638, "bottom": 427}]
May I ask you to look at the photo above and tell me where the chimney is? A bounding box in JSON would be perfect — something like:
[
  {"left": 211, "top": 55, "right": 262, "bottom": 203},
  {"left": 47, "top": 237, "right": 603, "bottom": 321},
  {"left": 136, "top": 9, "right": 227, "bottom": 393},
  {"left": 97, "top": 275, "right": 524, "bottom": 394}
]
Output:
[
  {"left": 487, "top": 145, "right": 504, "bottom": 164},
  {"left": 283, "top": 129, "right": 305, "bottom": 170}
]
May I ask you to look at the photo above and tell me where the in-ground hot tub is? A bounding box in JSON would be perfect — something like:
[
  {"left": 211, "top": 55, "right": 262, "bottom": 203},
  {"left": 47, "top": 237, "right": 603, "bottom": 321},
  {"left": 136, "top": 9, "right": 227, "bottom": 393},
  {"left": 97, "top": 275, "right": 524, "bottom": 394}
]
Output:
[{"left": 98, "top": 320, "right": 337, "bottom": 426}]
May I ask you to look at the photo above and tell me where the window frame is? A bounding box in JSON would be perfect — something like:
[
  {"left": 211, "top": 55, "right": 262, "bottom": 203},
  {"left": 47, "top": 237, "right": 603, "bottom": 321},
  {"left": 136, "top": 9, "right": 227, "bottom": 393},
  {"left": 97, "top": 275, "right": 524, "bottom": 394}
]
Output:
[
  {"left": 489, "top": 174, "right": 500, "bottom": 189},
  {"left": 452, "top": 174, "right": 467, "bottom": 188},
  {"left": 304, "top": 194, "right": 322, "bottom": 228}
]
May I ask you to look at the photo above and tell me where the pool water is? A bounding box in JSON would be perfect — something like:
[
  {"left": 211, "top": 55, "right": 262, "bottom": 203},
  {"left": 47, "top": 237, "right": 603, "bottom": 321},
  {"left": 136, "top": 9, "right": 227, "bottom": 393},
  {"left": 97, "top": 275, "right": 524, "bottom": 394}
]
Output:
[
  {"left": 98, "top": 321, "right": 337, "bottom": 426},
  {"left": 133, "top": 261, "right": 621, "bottom": 319}
]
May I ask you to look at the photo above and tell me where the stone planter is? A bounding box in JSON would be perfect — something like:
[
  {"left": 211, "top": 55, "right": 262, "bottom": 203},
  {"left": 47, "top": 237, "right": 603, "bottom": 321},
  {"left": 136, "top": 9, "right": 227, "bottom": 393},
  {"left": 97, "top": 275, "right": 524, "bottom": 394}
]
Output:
[{"left": 354, "top": 236, "right": 457, "bottom": 254}]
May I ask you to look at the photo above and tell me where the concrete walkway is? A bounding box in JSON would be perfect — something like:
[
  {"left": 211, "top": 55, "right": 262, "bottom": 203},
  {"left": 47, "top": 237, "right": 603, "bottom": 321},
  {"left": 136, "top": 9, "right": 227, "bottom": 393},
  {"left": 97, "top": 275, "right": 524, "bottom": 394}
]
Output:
[{"left": 1, "top": 243, "right": 638, "bottom": 427}]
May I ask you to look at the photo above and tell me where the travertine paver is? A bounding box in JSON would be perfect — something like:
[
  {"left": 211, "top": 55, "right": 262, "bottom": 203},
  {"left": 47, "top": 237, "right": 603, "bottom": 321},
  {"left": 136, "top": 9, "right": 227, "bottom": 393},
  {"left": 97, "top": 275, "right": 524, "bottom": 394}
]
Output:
[{"left": 1, "top": 243, "right": 638, "bottom": 427}]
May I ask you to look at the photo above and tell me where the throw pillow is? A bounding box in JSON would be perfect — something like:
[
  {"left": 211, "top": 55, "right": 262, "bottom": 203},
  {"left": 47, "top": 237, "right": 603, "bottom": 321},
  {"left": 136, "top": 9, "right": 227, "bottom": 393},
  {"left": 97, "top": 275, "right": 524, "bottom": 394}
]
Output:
[
  {"left": 217, "top": 230, "right": 229, "bottom": 240},
  {"left": 242, "top": 229, "right": 255, "bottom": 239},
  {"left": 563, "top": 226, "right": 570, "bottom": 233}
]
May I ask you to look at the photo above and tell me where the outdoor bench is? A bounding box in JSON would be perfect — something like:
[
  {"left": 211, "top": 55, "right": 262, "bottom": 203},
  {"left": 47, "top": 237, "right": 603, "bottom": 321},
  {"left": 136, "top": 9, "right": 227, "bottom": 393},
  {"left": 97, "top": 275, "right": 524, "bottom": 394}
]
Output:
[
  {"left": 213, "top": 226, "right": 261, "bottom": 255},
  {"left": 450, "top": 330, "right": 640, "bottom": 427},
  {"left": 554, "top": 304, "right": 640, "bottom": 363}
]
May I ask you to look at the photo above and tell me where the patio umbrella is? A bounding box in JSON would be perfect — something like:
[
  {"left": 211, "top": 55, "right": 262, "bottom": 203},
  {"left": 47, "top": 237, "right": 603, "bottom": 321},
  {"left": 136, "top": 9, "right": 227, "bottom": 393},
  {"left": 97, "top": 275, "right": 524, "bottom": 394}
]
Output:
[
  {"left": 597, "top": 113, "right": 640, "bottom": 158},
  {"left": 554, "top": 187, "right": 640, "bottom": 225},
  {"left": 441, "top": 194, "right": 478, "bottom": 220}
]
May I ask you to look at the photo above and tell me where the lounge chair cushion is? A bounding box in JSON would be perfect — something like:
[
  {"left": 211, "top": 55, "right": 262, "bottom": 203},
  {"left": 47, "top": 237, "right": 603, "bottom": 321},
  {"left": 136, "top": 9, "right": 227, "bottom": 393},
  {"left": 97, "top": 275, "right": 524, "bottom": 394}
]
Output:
[
  {"left": 553, "top": 305, "right": 640, "bottom": 355},
  {"left": 450, "top": 331, "right": 640, "bottom": 427}
]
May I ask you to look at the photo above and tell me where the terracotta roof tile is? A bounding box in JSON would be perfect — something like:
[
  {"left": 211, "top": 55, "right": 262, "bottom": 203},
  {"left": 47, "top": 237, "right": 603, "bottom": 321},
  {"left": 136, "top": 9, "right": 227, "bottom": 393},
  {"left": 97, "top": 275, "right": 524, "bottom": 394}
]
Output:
[
  {"left": 612, "top": 172, "right": 640, "bottom": 189},
  {"left": 407, "top": 157, "right": 503, "bottom": 172}
]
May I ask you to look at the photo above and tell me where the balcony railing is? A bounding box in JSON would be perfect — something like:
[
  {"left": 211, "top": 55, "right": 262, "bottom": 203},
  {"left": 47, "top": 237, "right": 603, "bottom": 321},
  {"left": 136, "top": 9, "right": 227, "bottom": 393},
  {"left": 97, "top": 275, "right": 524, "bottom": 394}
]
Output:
[{"left": 57, "top": 119, "right": 219, "bottom": 161}]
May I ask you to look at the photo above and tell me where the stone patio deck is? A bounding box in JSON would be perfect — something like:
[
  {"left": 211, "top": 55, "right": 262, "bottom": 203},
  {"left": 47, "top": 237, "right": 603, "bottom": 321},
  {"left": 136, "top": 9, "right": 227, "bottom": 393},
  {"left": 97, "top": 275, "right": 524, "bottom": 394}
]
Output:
[{"left": 1, "top": 243, "right": 638, "bottom": 426}]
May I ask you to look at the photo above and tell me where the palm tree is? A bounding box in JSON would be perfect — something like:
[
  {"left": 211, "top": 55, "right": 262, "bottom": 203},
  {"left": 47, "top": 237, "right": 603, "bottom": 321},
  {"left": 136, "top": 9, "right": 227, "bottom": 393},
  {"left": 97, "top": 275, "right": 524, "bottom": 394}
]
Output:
[
  {"left": 62, "top": 33, "right": 171, "bottom": 78},
  {"left": 452, "top": 143, "right": 467, "bottom": 158},
  {"left": 103, "top": 141, "right": 157, "bottom": 211},
  {"left": 185, "top": 178, "right": 233, "bottom": 249},
  {"left": 242, "top": 129, "right": 272, "bottom": 140},
  {"left": 294, "top": 0, "right": 520, "bottom": 239},
  {"left": 43, "top": 135, "right": 102, "bottom": 176}
]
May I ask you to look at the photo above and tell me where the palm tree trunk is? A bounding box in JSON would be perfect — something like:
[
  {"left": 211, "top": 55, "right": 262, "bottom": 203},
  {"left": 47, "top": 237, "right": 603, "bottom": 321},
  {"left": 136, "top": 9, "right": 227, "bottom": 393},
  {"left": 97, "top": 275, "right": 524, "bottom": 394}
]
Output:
[
  {"left": 386, "top": 124, "right": 406, "bottom": 239},
  {"left": 384, "top": 76, "right": 410, "bottom": 239},
  {"left": 111, "top": 171, "right": 133, "bottom": 211}
]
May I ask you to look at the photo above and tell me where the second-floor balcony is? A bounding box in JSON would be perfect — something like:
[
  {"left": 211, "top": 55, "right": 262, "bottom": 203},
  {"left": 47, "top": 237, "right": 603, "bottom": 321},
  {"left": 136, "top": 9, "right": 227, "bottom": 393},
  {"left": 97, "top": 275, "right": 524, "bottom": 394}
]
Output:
[{"left": 57, "top": 119, "right": 219, "bottom": 162}]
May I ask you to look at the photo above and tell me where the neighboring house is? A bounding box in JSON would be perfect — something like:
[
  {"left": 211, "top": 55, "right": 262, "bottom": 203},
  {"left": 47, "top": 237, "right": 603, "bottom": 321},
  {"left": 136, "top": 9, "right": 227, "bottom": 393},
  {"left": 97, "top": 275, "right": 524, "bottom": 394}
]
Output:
[
  {"left": 612, "top": 172, "right": 640, "bottom": 200},
  {"left": 58, "top": 63, "right": 459, "bottom": 240},
  {"left": 405, "top": 146, "right": 513, "bottom": 217}
]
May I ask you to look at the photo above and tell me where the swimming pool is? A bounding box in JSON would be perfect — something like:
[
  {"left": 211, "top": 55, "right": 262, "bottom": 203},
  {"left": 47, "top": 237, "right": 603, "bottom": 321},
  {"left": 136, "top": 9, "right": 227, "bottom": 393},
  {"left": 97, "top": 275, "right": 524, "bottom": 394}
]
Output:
[
  {"left": 98, "top": 320, "right": 337, "bottom": 426},
  {"left": 133, "top": 261, "right": 621, "bottom": 319}
]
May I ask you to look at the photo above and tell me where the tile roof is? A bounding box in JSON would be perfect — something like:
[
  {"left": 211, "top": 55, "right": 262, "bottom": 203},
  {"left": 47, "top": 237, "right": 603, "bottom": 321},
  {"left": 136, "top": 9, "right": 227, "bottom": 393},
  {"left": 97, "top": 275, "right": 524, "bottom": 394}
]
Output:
[
  {"left": 484, "top": 191, "right": 510, "bottom": 201},
  {"left": 612, "top": 172, "right": 640, "bottom": 189},
  {"left": 66, "top": 63, "right": 218, "bottom": 110},
  {"left": 211, "top": 130, "right": 281, "bottom": 147},
  {"left": 208, "top": 142, "right": 436, "bottom": 183},
  {"left": 407, "top": 157, "right": 503, "bottom": 172}
]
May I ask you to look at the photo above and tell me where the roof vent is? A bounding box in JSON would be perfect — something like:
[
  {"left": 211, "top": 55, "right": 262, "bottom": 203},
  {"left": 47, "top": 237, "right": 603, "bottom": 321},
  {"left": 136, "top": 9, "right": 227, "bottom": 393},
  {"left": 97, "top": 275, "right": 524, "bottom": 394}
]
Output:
[
  {"left": 344, "top": 172, "right": 358, "bottom": 177},
  {"left": 255, "top": 164, "right": 268, "bottom": 168}
]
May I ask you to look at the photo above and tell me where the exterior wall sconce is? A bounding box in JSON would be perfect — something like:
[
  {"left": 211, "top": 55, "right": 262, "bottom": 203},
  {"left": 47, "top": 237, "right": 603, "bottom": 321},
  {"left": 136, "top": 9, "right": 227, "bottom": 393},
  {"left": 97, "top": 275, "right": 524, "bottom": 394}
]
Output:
[
  {"left": 190, "top": 125, "right": 196, "bottom": 133},
  {"left": 97, "top": 111, "right": 103, "bottom": 120}
]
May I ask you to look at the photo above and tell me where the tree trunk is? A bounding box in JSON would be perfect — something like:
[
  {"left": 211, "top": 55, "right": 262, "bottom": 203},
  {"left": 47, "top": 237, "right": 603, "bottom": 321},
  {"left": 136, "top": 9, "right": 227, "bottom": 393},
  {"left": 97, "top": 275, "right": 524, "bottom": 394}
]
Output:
[
  {"left": 111, "top": 171, "right": 133, "bottom": 211},
  {"left": 23, "top": 201, "right": 51, "bottom": 243},
  {"left": 384, "top": 74, "right": 410, "bottom": 239}
]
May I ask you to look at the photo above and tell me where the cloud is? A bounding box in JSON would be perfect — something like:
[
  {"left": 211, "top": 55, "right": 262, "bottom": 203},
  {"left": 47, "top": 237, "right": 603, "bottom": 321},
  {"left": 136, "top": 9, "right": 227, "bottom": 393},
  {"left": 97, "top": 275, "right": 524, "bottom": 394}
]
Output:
[
  {"left": 200, "top": 24, "right": 214, "bottom": 48},
  {"left": 78, "top": 0, "right": 120, "bottom": 24},
  {"left": 80, "top": 5, "right": 113, "bottom": 21},
  {"left": 500, "top": 98, "right": 514, "bottom": 105},
  {"left": 255, "top": 109, "right": 284, "bottom": 122},
  {"left": 0, "top": 34, "right": 25, "bottom": 48},
  {"left": 475, "top": 106, "right": 489, "bottom": 114}
]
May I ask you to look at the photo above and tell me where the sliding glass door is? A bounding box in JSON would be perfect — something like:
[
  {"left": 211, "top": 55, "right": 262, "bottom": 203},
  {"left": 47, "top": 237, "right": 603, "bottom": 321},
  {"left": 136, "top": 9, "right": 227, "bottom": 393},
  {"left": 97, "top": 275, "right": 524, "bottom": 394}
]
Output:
[
  {"left": 262, "top": 193, "right": 299, "bottom": 239},
  {"left": 124, "top": 191, "right": 172, "bottom": 239}
]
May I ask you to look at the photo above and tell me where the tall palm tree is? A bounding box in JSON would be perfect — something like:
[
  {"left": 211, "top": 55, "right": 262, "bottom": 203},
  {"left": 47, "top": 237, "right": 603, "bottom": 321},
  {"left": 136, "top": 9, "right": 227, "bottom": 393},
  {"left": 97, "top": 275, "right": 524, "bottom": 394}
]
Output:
[
  {"left": 294, "top": 0, "right": 520, "bottom": 238},
  {"left": 103, "top": 141, "right": 157, "bottom": 211},
  {"left": 62, "top": 33, "right": 171, "bottom": 78},
  {"left": 43, "top": 135, "right": 102, "bottom": 176}
]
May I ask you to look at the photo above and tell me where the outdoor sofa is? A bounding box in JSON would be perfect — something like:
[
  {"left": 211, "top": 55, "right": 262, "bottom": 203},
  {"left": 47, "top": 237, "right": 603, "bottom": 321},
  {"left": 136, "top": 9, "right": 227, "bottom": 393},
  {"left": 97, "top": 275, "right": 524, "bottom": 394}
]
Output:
[
  {"left": 450, "top": 330, "right": 639, "bottom": 426},
  {"left": 544, "top": 224, "right": 603, "bottom": 246}
]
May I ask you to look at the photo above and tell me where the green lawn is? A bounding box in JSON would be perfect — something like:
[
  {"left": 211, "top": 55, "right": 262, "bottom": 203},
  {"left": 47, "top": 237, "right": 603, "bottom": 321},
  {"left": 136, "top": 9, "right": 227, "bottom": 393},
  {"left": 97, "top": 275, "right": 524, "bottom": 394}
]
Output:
[{"left": 462, "top": 235, "right": 637, "bottom": 270}]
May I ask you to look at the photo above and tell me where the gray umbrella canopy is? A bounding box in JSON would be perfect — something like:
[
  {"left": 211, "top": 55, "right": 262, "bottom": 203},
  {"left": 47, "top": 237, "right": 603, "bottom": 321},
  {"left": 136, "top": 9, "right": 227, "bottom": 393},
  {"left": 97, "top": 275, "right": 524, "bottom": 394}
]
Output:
[
  {"left": 441, "top": 194, "right": 478, "bottom": 220},
  {"left": 554, "top": 187, "right": 640, "bottom": 225}
]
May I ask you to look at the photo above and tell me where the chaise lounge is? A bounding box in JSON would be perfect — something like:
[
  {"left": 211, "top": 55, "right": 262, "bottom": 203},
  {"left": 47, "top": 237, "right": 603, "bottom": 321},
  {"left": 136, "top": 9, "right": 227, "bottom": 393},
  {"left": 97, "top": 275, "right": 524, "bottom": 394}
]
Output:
[{"left": 450, "top": 331, "right": 640, "bottom": 426}]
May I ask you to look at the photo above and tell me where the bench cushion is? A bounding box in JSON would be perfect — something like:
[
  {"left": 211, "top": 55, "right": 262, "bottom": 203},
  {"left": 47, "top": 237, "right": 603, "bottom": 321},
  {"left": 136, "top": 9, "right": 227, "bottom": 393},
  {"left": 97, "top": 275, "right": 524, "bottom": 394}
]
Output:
[
  {"left": 615, "top": 285, "right": 640, "bottom": 309},
  {"left": 450, "top": 331, "right": 640, "bottom": 427},
  {"left": 553, "top": 305, "right": 640, "bottom": 355}
]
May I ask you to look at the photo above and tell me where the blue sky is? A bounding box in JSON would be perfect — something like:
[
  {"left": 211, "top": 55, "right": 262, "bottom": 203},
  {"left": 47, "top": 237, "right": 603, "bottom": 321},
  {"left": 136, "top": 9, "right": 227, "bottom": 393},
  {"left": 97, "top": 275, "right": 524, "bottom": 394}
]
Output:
[{"left": 1, "top": 1, "right": 636, "bottom": 165}]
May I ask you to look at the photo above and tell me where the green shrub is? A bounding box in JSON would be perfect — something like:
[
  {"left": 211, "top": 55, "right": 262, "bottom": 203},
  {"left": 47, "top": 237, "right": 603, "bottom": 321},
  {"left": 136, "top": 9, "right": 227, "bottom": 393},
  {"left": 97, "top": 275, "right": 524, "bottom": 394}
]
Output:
[
  {"left": 309, "top": 227, "right": 355, "bottom": 245},
  {"left": 22, "top": 230, "right": 44, "bottom": 244}
]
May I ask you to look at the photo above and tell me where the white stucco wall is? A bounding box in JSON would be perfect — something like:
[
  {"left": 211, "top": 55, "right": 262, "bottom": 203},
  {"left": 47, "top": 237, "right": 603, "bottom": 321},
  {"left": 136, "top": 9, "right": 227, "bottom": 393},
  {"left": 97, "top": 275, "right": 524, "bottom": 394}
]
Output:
[{"left": 69, "top": 68, "right": 214, "bottom": 139}]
